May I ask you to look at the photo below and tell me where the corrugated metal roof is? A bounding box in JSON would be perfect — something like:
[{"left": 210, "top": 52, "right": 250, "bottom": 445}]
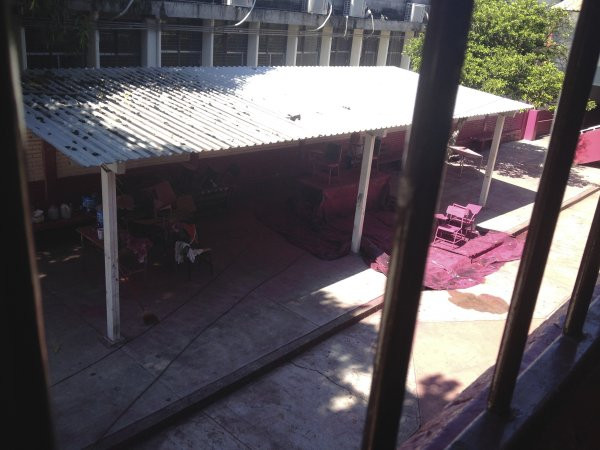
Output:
[{"left": 22, "top": 66, "right": 531, "bottom": 167}]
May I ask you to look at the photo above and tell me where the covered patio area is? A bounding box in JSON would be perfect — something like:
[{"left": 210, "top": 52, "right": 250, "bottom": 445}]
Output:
[
  {"left": 36, "top": 138, "right": 600, "bottom": 448},
  {"left": 23, "top": 65, "right": 535, "bottom": 447},
  {"left": 23, "top": 65, "right": 530, "bottom": 344}
]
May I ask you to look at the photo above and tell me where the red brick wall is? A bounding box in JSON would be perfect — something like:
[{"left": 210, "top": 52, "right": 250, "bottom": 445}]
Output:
[{"left": 456, "top": 112, "right": 528, "bottom": 146}]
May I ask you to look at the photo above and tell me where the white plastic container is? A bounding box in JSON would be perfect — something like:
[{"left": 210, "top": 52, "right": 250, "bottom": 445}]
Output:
[
  {"left": 60, "top": 203, "right": 72, "bottom": 219},
  {"left": 32, "top": 209, "right": 45, "bottom": 223}
]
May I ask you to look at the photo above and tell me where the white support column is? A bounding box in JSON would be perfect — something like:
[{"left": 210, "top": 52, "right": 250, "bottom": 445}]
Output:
[
  {"left": 156, "top": 20, "right": 162, "bottom": 67},
  {"left": 86, "top": 25, "right": 100, "bottom": 68},
  {"left": 351, "top": 133, "right": 377, "bottom": 253},
  {"left": 17, "top": 27, "right": 27, "bottom": 71},
  {"left": 350, "top": 28, "right": 363, "bottom": 66},
  {"left": 376, "top": 30, "right": 390, "bottom": 66},
  {"left": 286, "top": 24, "right": 299, "bottom": 66},
  {"left": 203, "top": 19, "right": 214, "bottom": 67},
  {"left": 141, "top": 19, "right": 159, "bottom": 67},
  {"left": 319, "top": 25, "right": 333, "bottom": 66},
  {"left": 400, "top": 30, "right": 414, "bottom": 70},
  {"left": 479, "top": 115, "right": 506, "bottom": 206},
  {"left": 247, "top": 22, "right": 260, "bottom": 67},
  {"left": 101, "top": 164, "right": 123, "bottom": 343}
]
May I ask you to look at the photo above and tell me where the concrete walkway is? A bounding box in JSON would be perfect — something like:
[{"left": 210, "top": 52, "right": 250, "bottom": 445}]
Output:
[
  {"left": 130, "top": 138, "right": 600, "bottom": 449},
  {"left": 40, "top": 204, "right": 388, "bottom": 449}
]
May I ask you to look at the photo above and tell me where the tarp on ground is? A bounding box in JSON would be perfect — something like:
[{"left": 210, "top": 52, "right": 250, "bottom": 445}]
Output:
[{"left": 258, "top": 179, "right": 524, "bottom": 290}]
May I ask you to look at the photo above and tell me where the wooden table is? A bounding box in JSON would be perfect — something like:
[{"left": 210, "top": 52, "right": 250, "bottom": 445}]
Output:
[{"left": 447, "top": 145, "right": 483, "bottom": 176}]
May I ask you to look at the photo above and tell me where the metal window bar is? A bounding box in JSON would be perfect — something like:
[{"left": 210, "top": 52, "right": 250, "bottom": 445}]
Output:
[
  {"left": 362, "top": 1, "right": 474, "bottom": 449},
  {"left": 487, "top": 0, "right": 600, "bottom": 416},
  {"left": 2, "top": 2, "right": 55, "bottom": 448},
  {"left": 563, "top": 194, "right": 600, "bottom": 338}
]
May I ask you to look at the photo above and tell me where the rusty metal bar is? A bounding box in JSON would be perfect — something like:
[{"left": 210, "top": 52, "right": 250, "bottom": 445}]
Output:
[
  {"left": 2, "top": 1, "right": 56, "bottom": 448},
  {"left": 564, "top": 194, "right": 600, "bottom": 338},
  {"left": 361, "top": 1, "right": 474, "bottom": 448},
  {"left": 488, "top": 0, "right": 600, "bottom": 416}
]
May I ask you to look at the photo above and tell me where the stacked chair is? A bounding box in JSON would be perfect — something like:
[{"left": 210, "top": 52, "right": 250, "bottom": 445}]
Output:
[{"left": 433, "top": 203, "right": 482, "bottom": 247}]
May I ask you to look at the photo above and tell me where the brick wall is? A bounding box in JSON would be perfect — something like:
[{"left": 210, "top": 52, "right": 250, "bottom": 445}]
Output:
[
  {"left": 23, "top": 131, "right": 45, "bottom": 182},
  {"left": 456, "top": 112, "right": 527, "bottom": 146},
  {"left": 56, "top": 152, "right": 98, "bottom": 178}
]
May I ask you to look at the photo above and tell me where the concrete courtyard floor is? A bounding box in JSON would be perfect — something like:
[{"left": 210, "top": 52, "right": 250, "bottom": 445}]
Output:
[{"left": 38, "top": 137, "right": 600, "bottom": 449}]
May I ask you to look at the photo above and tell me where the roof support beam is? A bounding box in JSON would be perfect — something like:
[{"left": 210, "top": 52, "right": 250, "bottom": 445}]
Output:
[
  {"left": 86, "top": 21, "right": 100, "bottom": 68},
  {"left": 479, "top": 114, "right": 506, "bottom": 206},
  {"left": 350, "top": 28, "right": 363, "bottom": 66},
  {"left": 202, "top": 19, "right": 214, "bottom": 67},
  {"left": 286, "top": 24, "right": 298, "bottom": 66},
  {"left": 319, "top": 25, "right": 333, "bottom": 66},
  {"left": 376, "top": 30, "right": 390, "bottom": 66},
  {"left": 101, "top": 164, "right": 122, "bottom": 343},
  {"left": 351, "top": 131, "right": 381, "bottom": 253},
  {"left": 142, "top": 18, "right": 161, "bottom": 68},
  {"left": 17, "top": 26, "right": 27, "bottom": 71},
  {"left": 247, "top": 22, "right": 260, "bottom": 67}
]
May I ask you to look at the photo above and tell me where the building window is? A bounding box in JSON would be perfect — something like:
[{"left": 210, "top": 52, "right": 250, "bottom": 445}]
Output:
[
  {"left": 360, "top": 33, "right": 379, "bottom": 66},
  {"left": 214, "top": 22, "right": 248, "bottom": 67},
  {"left": 296, "top": 29, "right": 320, "bottom": 66},
  {"left": 330, "top": 28, "right": 352, "bottom": 66},
  {"left": 99, "top": 29, "right": 141, "bottom": 67},
  {"left": 387, "top": 31, "right": 404, "bottom": 67},
  {"left": 258, "top": 23, "right": 287, "bottom": 66},
  {"left": 255, "top": 0, "right": 303, "bottom": 12},
  {"left": 25, "top": 27, "right": 87, "bottom": 69},
  {"left": 161, "top": 30, "right": 203, "bottom": 67}
]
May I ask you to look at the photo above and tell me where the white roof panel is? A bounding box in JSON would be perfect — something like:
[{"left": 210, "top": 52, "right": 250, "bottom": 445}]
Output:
[{"left": 22, "top": 66, "right": 531, "bottom": 167}]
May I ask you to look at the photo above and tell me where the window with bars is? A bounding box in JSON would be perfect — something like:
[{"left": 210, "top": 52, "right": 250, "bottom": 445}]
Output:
[
  {"left": 330, "top": 28, "right": 352, "bottom": 66},
  {"left": 255, "top": 0, "right": 303, "bottom": 11},
  {"left": 296, "top": 29, "right": 320, "bottom": 66},
  {"left": 25, "top": 26, "right": 87, "bottom": 69},
  {"left": 213, "top": 22, "right": 248, "bottom": 67},
  {"left": 8, "top": 2, "right": 600, "bottom": 450},
  {"left": 258, "top": 23, "right": 287, "bottom": 66},
  {"left": 386, "top": 31, "right": 404, "bottom": 67},
  {"left": 360, "top": 33, "right": 379, "bottom": 66},
  {"left": 161, "top": 29, "right": 203, "bottom": 67},
  {"left": 99, "top": 29, "right": 141, "bottom": 67}
]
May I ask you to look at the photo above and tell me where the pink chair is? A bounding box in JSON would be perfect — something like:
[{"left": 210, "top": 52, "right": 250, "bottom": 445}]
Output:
[
  {"left": 452, "top": 203, "right": 482, "bottom": 234},
  {"left": 434, "top": 204, "right": 471, "bottom": 246}
]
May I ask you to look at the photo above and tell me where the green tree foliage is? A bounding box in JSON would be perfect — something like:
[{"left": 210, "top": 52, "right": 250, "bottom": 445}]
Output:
[{"left": 405, "top": 0, "right": 574, "bottom": 110}]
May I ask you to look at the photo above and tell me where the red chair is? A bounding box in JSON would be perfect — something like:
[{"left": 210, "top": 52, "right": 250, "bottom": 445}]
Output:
[{"left": 311, "top": 143, "right": 343, "bottom": 185}]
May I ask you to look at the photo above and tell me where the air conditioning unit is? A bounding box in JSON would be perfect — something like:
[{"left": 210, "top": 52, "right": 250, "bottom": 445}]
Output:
[
  {"left": 404, "top": 3, "right": 429, "bottom": 23},
  {"left": 223, "top": 0, "right": 253, "bottom": 7},
  {"left": 305, "top": 0, "right": 329, "bottom": 15},
  {"left": 343, "top": 0, "right": 367, "bottom": 18}
]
